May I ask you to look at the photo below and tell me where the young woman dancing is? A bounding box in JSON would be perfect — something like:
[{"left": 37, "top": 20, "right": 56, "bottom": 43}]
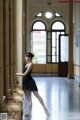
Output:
[{"left": 16, "top": 52, "right": 49, "bottom": 117}]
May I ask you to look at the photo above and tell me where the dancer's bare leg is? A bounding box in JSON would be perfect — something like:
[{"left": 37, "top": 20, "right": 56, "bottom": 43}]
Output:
[
  {"left": 33, "top": 91, "right": 49, "bottom": 116},
  {"left": 24, "top": 90, "right": 32, "bottom": 116}
]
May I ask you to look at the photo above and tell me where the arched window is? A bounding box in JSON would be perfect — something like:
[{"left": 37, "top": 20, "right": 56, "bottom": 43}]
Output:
[
  {"left": 52, "top": 21, "right": 64, "bottom": 30},
  {"left": 51, "top": 21, "right": 65, "bottom": 62},
  {"left": 31, "top": 21, "right": 46, "bottom": 64},
  {"left": 31, "top": 11, "right": 66, "bottom": 64},
  {"left": 33, "top": 22, "right": 45, "bottom": 29}
]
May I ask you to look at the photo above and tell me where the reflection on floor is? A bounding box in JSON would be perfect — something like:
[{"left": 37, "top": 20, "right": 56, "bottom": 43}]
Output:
[{"left": 22, "top": 77, "right": 80, "bottom": 120}]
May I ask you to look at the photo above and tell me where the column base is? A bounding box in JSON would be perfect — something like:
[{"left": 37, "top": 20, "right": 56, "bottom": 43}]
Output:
[
  {"left": 67, "top": 74, "right": 74, "bottom": 79},
  {"left": 15, "top": 84, "right": 22, "bottom": 89},
  {"left": 11, "top": 89, "right": 17, "bottom": 95},
  {"left": 0, "top": 103, "right": 8, "bottom": 112},
  {"left": 6, "top": 93, "right": 13, "bottom": 100}
]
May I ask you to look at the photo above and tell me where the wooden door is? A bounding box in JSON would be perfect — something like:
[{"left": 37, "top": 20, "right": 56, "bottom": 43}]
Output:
[{"left": 58, "top": 34, "right": 69, "bottom": 77}]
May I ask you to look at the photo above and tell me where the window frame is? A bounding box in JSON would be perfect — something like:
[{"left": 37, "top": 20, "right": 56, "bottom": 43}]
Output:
[
  {"left": 31, "top": 20, "right": 47, "bottom": 64},
  {"left": 31, "top": 18, "right": 66, "bottom": 64},
  {"left": 51, "top": 21, "right": 66, "bottom": 63}
]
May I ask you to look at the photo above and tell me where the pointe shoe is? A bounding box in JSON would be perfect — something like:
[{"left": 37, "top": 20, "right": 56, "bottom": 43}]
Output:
[{"left": 44, "top": 107, "right": 50, "bottom": 116}]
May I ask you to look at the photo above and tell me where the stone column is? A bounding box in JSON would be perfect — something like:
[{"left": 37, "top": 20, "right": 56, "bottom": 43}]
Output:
[
  {"left": 22, "top": 0, "right": 26, "bottom": 56},
  {"left": 68, "top": 3, "right": 74, "bottom": 79},
  {"left": 0, "top": 0, "right": 7, "bottom": 111},
  {"left": 0, "top": 0, "right": 4, "bottom": 110},
  {"left": 9, "top": 0, "right": 15, "bottom": 92},
  {"left": 15, "top": 0, "right": 23, "bottom": 87},
  {"left": 5, "top": 0, "right": 10, "bottom": 97},
  {"left": 13, "top": 0, "right": 16, "bottom": 88}
]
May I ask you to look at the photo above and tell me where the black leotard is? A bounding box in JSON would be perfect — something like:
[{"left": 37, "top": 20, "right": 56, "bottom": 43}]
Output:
[{"left": 22, "top": 67, "right": 38, "bottom": 91}]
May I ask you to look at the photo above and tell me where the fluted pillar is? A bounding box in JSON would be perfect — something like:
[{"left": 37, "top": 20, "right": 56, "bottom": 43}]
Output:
[
  {"left": 5, "top": 0, "right": 10, "bottom": 96},
  {"left": 22, "top": 0, "right": 26, "bottom": 56},
  {"left": 15, "top": 0, "right": 23, "bottom": 87},
  {"left": 9, "top": 0, "right": 15, "bottom": 92},
  {"left": 13, "top": 0, "right": 17, "bottom": 88},
  {"left": 0, "top": 0, "right": 4, "bottom": 110},
  {"left": 68, "top": 3, "right": 74, "bottom": 79}
]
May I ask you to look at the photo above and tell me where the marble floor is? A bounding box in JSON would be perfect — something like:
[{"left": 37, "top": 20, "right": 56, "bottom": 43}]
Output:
[{"left": 22, "top": 77, "right": 80, "bottom": 120}]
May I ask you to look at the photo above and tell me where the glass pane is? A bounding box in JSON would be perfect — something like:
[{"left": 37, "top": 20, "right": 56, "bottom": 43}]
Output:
[
  {"left": 52, "top": 47, "right": 55, "bottom": 55},
  {"left": 57, "top": 32, "right": 60, "bottom": 39},
  {"left": 52, "top": 21, "right": 64, "bottom": 30},
  {"left": 56, "top": 32, "right": 59, "bottom": 56},
  {"left": 57, "top": 40, "right": 59, "bottom": 55},
  {"left": 61, "top": 32, "right": 65, "bottom": 34},
  {"left": 45, "top": 12, "right": 53, "bottom": 19},
  {"left": 32, "top": 31, "right": 46, "bottom": 64},
  {"left": 52, "top": 56, "right": 55, "bottom": 62},
  {"left": 57, "top": 55, "right": 59, "bottom": 62},
  {"left": 55, "top": 13, "right": 60, "bottom": 16},
  {"left": 37, "top": 13, "right": 42, "bottom": 16},
  {"left": 33, "top": 22, "right": 45, "bottom": 30},
  {"left": 52, "top": 32, "right": 55, "bottom": 47},
  {"left": 61, "top": 36, "right": 69, "bottom": 62}
]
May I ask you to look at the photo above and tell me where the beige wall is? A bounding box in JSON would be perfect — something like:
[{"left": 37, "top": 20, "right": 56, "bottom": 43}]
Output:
[
  {"left": 15, "top": 0, "right": 23, "bottom": 86},
  {"left": 0, "top": 0, "right": 4, "bottom": 105},
  {"left": 73, "top": 3, "right": 80, "bottom": 80}
]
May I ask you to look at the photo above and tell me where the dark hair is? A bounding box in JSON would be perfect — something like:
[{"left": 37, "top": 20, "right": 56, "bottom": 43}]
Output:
[{"left": 25, "top": 52, "right": 34, "bottom": 58}]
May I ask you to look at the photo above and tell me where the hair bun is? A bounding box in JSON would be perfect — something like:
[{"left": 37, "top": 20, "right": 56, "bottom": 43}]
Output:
[{"left": 25, "top": 52, "right": 34, "bottom": 58}]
